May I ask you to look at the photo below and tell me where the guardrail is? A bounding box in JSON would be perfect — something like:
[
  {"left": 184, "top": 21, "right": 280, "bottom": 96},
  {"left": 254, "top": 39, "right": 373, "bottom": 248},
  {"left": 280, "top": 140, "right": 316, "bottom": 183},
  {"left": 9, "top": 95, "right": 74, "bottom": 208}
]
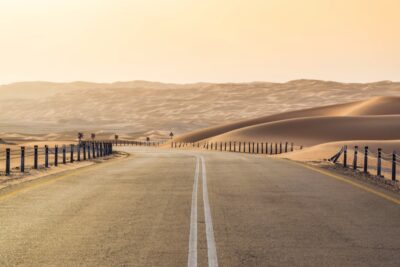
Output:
[
  {"left": 170, "top": 141, "right": 302, "bottom": 154},
  {"left": 329, "top": 145, "right": 399, "bottom": 182},
  {"left": 1, "top": 141, "right": 113, "bottom": 176}
]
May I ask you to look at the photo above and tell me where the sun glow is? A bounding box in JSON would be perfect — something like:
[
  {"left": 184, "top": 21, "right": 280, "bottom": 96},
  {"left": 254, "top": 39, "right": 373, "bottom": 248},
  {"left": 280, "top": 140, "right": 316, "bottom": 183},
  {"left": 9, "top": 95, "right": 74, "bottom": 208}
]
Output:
[{"left": 0, "top": 0, "right": 399, "bottom": 84}]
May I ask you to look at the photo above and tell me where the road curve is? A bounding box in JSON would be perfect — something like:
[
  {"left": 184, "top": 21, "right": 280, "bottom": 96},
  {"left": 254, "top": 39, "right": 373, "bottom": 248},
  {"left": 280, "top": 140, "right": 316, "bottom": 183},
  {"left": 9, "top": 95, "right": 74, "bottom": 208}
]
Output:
[{"left": 0, "top": 146, "right": 399, "bottom": 266}]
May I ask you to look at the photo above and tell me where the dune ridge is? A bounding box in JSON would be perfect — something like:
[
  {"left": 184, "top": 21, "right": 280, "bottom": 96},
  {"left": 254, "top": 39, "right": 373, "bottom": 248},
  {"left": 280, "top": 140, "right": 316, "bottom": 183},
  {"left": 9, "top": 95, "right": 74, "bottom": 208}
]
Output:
[
  {"left": 207, "top": 115, "right": 400, "bottom": 146},
  {"left": 176, "top": 96, "right": 400, "bottom": 144}
]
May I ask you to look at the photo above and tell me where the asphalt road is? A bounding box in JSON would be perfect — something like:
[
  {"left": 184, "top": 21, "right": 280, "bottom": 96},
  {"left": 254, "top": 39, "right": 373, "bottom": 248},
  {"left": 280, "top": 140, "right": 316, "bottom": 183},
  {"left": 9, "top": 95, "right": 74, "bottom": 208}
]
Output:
[{"left": 0, "top": 146, "right": 399, "bottom": 266}]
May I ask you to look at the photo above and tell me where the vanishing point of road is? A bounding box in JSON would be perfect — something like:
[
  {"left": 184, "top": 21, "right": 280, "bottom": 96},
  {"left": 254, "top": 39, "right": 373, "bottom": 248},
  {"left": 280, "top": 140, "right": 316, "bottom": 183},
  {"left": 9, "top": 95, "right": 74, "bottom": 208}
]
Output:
[{"left": 0, "top": 146, "right": 399, "bottom": 266}]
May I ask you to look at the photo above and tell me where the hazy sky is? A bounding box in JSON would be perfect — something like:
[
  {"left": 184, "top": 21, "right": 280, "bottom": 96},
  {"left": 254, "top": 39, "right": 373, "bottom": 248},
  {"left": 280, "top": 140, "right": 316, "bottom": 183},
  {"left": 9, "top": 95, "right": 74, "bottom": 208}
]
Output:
[{"left": 0, "top": 0, "right": 399, "bottom": 84}]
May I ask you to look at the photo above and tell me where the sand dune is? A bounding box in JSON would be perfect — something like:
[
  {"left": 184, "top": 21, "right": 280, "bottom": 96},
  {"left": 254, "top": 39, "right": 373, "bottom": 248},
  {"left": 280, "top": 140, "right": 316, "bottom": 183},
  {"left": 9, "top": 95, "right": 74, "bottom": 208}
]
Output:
[
  {"left": 176, "top": 96, "right": 400, "bottom": 143},
  {"left": 206, "top": 115, "right": 400, "bottom": 146},
  {"left": 1, "top": 80, "right": 400, "bottom": 142}
]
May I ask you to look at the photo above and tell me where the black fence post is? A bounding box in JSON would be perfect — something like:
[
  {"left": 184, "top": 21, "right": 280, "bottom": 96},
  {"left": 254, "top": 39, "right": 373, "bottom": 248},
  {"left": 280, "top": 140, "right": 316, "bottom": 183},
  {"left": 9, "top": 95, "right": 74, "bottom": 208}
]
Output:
[
  {"left": 256, "top": 143, "right": 259, "bottom": 154},
  {"left": 63, "top": 145, "right": 66, "bottom": 164},
  {"left": 392, "top": 152, "right": 397, "bottom": 182},
  {"left": 291, "top": 142, "right": 294, "bottom": 152},
  {"left": 5, "top": 148, "right": 10, "bottom": 176},
  {"left": 261, "top": 143, "right": 264, "bottom": 154},
  {"left": 70, "top": 144, "right": 74, "bottom": 163},
  {"left": 353, "top": 146, "right": 358, "bottom": 170},
  {"left": 77, "top": 144, "right": 81, "bottom": 162},
  {"left": 275, "top": 143, "right": 278, "bottom": 155},
  {"left": 343, "top": 145, "right": 348, "bottom": 168},
  {"left": 20, "top": 146, "right": 25, "bottom": 173},
  {"left": 45, "top": 145, "right": 49, "bottom": 168},
  {"left": 285, "top": 142, "right": 288, "bottom": 153},
  {"left": 377, "top": 148, "right": 382, "bottom": 177},
  {"left": 96, "top": 143, "right": 100, "bottom": 157},
  {"left": 83, "top": 143, "right": 87, "bottom": 160},
  {"left": 34, "top": 145, "right": 38, "bottom": 169},
  {"left": 364, "top": 146, "right": 368, "bottom": 174},
  {"left": 92, "top": 142, "right": 96, "bottom": 158},
  {"left": 252, "top": 142, "right": 255, "bottom": 154},
  {"left": 55, "top": 145, "right": 58, "bottom": 167},
  {"left": 279, "top": 143, "right": 282, "bottom": 154}
]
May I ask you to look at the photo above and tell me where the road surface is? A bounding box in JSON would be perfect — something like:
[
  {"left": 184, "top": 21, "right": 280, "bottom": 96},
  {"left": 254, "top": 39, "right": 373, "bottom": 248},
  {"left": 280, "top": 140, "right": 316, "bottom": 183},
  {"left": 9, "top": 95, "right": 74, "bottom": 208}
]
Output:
[{"left": 0, "top": 146, "right": 399, "bottom": 266}]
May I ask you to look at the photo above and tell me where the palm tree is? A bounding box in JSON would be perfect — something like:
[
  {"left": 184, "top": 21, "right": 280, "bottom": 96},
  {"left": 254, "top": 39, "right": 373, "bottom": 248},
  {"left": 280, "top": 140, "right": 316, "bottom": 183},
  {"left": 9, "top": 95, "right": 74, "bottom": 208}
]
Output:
[{"left": 169, "top": 132, "right": 174, "bottom": 139}]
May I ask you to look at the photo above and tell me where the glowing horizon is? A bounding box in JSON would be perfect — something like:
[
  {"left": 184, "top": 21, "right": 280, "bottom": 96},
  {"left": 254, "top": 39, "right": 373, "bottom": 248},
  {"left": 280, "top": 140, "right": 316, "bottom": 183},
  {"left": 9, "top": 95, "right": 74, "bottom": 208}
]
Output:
[{"left": 0, "top": 0, "right": 399, "bottom": 84}]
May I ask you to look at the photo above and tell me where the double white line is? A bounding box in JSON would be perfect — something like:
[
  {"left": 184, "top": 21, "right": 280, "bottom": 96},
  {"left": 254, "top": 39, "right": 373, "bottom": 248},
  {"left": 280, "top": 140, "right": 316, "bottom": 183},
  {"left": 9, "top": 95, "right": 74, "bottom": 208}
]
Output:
[{"left": 188, "top": 156, "right": 218, "bottom": 267}]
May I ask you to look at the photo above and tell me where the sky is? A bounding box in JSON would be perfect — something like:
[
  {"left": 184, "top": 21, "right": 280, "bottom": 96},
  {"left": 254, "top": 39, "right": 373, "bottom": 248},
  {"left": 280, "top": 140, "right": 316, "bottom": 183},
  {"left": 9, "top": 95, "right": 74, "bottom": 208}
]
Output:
[{"left": 0, "top": 0, "right": 399, "bottom": 84}]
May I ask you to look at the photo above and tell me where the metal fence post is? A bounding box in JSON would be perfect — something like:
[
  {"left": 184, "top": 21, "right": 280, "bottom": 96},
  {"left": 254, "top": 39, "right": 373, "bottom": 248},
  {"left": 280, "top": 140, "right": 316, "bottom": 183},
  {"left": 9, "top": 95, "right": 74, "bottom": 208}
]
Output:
[
  {"left": 343, "top": 145, "right": 348, "bottom": 168},
  {"left": 20, "top": 146, "right": 25, "bottom": 173},
  {"left": 55, "top": 145, "right": 58, "bottom": 167},
  {"left": 70, "top": 144, "right": 74, "bottom": 163},
  {"left": 92, "top": 142, "right": 96, "bottom": 158},
  {"left": 275, "top": 143, "right": 278, "bottom": 155},
  {"left": 96, "top": 143, "right": 100, "bottom": 157},
  {"left": 83, "top": 143, "right": 87, "bottom": 160},
  {"left": 63, "top": 145, "right": 66, "bottom": 164},
  {"left": 291, "top": 142, "right": 294, "bottom": 152},
  {"left": 5, "top": 148, "right": 10, "bottom": 176},
  {"left": 364, "top": 146, "right": 368, "bottom": 173},
  {"left": 353, "top": 146, "right": 358, "bottom": 170},
  {"left": 34, "top": 145, "right": 38, "bottom": 169},
  {"left": 377, "top": 148, "right": 382, "bottom": 177},
  {"left": 77, "top": 144, "right": 81, "bottom": 162},
  {"left": 45, "top": 145, "right": 49, "bottom": 168},
  {"left": 392, "top": 152, "right": 397, "bottom": 182}
]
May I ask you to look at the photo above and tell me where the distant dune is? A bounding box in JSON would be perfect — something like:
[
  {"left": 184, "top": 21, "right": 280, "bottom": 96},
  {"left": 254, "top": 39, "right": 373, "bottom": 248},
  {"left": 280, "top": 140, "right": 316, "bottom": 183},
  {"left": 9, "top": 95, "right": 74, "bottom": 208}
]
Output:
[
  {"left": 177, "top": 96, "right": 400, "bottom": 143},
  {"left": 1, "top": 80, "right": 400, "bottom": 141},
  {"left": 206, "top": 115, "right": 400, "bottom": 146}
]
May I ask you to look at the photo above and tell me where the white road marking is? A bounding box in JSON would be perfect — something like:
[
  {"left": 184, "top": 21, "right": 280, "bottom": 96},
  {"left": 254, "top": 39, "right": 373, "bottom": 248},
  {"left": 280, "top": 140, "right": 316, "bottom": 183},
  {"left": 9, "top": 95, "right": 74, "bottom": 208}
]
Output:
[
  {"left": 188, "top": 157, "right": 200, "bottom": 267},
  {"left": 201, "top": 156, "right": 218, "bottom": 267}
]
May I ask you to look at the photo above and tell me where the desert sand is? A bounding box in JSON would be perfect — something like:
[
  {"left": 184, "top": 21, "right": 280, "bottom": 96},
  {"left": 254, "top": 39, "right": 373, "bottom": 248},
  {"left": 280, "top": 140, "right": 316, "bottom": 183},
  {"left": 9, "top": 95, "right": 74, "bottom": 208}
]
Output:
[
  {"left": 175, "top": 96, "right": 400, "bottom": 169},
  {"left": 1, "top": 80, "right": 400, "bottom": 142}
]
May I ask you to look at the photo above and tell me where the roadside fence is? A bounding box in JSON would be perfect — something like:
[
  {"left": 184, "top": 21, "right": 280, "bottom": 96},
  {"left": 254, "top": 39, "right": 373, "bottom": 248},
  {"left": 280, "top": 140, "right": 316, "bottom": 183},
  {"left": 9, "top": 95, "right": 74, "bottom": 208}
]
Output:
[
  {"left": 0, "top": 141, "right": 113, "bottom": 176},
  {"left": 113, "top": 140, "right": 162, "bottom": 147},
  {"left": 329, "top": 145, "right": 399, "bottom": 182},
  {"left": 169, "top": 141, "right": 302, "bottom": 155}
]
